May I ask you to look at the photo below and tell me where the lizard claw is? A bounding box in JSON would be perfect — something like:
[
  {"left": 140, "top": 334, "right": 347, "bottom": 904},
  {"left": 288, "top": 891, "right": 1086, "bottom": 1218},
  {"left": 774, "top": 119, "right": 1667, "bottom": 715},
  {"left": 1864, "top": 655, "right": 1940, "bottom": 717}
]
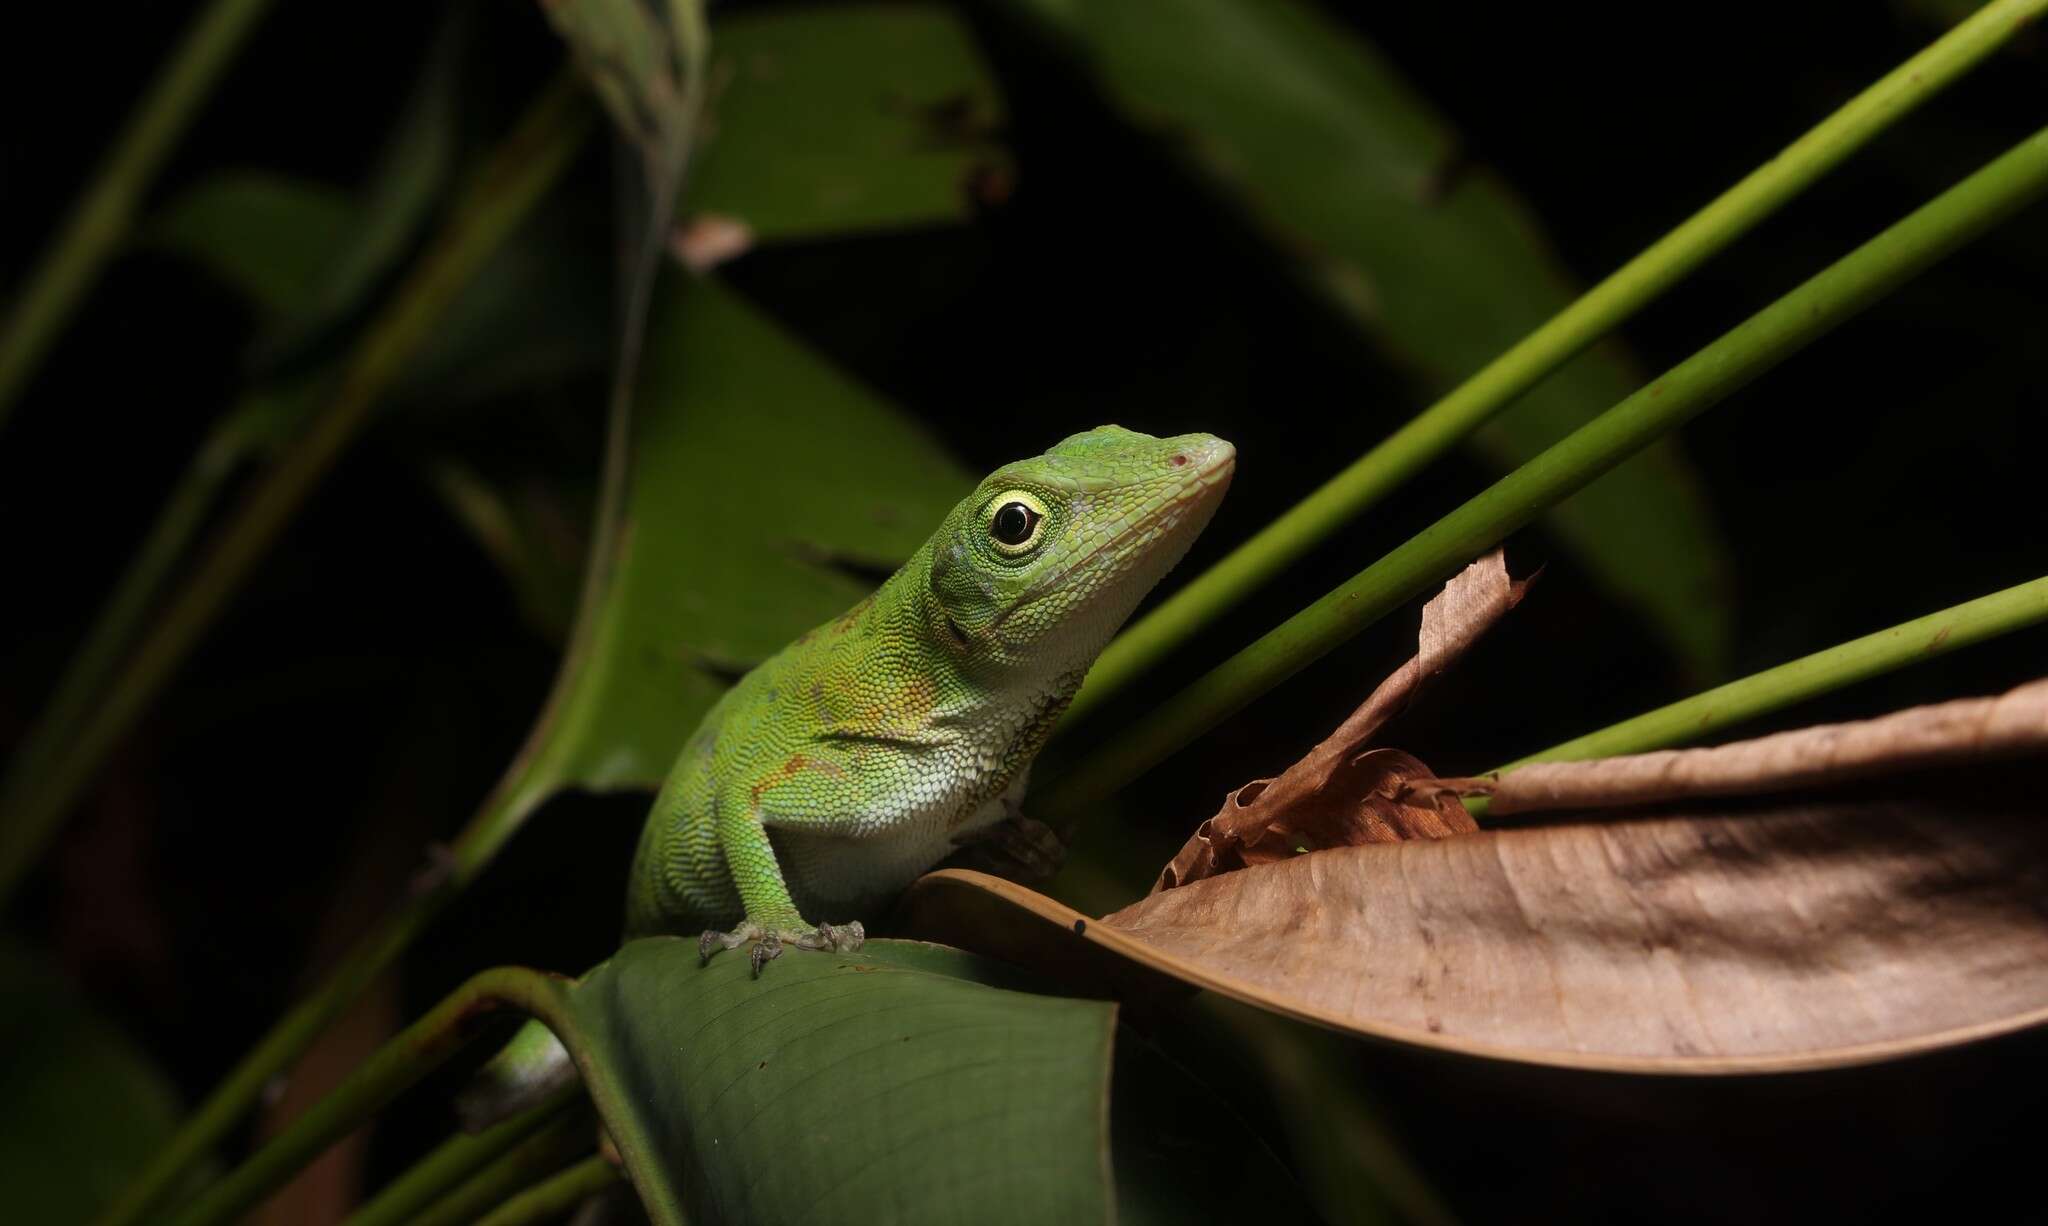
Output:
[
  {"left": 698, "top": 919, "right": 865, "bottom": 975},
  {"left": 699, "top": 922, "right": 758, "bottom": 966},
  {"left": 794, "top": 920, "right": 865, "bottom": 953}
]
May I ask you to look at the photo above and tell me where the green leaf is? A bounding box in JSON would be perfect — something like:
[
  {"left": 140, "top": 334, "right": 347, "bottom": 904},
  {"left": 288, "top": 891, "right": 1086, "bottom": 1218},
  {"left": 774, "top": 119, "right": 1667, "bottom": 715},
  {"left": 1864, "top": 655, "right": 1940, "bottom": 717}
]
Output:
[
  {"left": 1004, "top": 0, "right": 1733, "bottom": 674},
  {"left": 145, "top": 173, "right": 357, "bottom": 317},
  {"left": 0, "top": 945, "right": 190, "bottom": 1224},
  {"left": 533, "top": 275, "right": 974, "bottom": 792},
  {"left": 566, "top": 937, "right": 1116, "bottom": 1226},
  {"left": 690, "top": 5, "right": 1010, "bottom": 241}
]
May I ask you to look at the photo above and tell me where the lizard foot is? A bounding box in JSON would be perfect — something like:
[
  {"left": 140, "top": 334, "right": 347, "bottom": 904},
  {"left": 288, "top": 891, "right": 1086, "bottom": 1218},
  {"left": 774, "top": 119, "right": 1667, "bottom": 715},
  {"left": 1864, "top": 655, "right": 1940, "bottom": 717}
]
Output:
[{"left": 698, "top": 919, "right": 866, "bottom": 978}]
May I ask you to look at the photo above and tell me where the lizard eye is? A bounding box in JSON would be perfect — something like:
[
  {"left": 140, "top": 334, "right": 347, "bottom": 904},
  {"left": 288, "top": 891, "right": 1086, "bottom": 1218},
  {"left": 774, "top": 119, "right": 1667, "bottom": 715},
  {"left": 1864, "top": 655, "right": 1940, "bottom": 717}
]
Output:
[{"left": 987, "top": 491, "right": 1047, "bottom": 556}]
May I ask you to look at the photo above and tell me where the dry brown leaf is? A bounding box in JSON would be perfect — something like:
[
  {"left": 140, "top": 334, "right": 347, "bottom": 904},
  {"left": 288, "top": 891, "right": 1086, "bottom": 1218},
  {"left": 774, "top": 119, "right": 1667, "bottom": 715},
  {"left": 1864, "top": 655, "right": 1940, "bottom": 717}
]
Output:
[
  {"left": 1460, "top": 676, "right": 2048, "bottom": 815},
  {"left": 1156, "top": 550, "right": 1526, "bottom": 891},
  {"left": 903, "top": 765, "right": 2048, "bottom": 1071}
]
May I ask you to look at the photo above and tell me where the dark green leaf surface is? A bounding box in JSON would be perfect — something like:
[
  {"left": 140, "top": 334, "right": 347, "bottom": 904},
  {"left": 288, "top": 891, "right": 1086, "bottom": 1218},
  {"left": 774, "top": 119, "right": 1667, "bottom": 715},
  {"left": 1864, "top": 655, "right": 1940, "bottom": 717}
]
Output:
[
  {"left": 1006, "top": 0, "right": 1733, "bottom": 673},
  {"left": 567, "top": 937, "right": 1116, "bottom": 1226},
  {"left": 692, "top": 5, "right": 1010, "bottom": 240},
  {"left": 1110, "top": 1030, "right": 1324, "bottom": 1225},
  {"left": 149, "top": 14, "right": 463, "bottom": 355},
  {"left": 145, "top": 173, "right": 356, "bottom": 317},
  {"left": 535, "top": 276, "right": 973, "bottom": 792},
  {"left": 0, "top": 945, "right": 189, "bottom": 1225}
]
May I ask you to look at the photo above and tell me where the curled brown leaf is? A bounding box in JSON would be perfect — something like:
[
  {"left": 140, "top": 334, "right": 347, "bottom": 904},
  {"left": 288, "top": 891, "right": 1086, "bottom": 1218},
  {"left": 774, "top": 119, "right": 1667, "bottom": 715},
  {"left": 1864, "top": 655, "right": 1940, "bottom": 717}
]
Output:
[
  {"left": 1156, "top": 550, "right": 1526, "bottom": 891},
  {"left": 905, "top": 761, "right": 2048, "bottom": 1071}
]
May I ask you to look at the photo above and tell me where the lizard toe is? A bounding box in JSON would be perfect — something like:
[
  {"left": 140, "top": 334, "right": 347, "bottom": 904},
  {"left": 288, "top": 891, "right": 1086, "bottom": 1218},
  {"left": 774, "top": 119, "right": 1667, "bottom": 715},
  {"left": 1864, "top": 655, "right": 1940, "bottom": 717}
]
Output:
[
  {"left": 698, "top": 922, "right": 758, "bottom": 967},
  {"left": 794, "top": 920, "right": 865, "bottom": 953},
  {"left": 749, "top": 932, "right": 785, "bottom": 978}
]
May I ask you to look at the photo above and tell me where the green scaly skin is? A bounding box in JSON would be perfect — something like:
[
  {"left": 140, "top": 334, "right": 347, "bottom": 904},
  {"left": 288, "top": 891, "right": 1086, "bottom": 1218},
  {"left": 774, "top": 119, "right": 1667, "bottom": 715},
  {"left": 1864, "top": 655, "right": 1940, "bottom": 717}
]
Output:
[
  {"left": 625, "top": 424, "right": 1235, "bottom": 975},
  {"left": 458, "top": 426, "right": 1231, "bottom": 1127}
]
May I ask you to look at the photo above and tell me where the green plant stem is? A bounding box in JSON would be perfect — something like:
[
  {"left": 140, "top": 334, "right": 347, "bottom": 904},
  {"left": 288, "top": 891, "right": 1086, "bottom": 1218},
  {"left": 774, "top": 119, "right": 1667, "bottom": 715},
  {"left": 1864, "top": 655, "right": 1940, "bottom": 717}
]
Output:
[
  {"left": 1040, "top": 125, "right": 2048, "bottom": 818},
  {"left": 410, "top": 1118, "right": 595, "bottom": 1226},
  {"left": 472, "top": 1156, "right": 624, "bottom": 1226},
  {"left": 341, "top": 1089, "right": 580, "bottom": 1226},
  {"left": 1500, "top": 573, "right": 2048, "bottom": 771},
  {"left": 1060, "top": 0, "right": 2048, "bottom": 729},
  {"left": 162, "top": 968, "right": 570, "bottom": 1226},
  {"left": 0, "top": 0, "right": 279, "bottom": 428},
  {"left": 0, "top": 72, "right": 595, "bottom": 909}
]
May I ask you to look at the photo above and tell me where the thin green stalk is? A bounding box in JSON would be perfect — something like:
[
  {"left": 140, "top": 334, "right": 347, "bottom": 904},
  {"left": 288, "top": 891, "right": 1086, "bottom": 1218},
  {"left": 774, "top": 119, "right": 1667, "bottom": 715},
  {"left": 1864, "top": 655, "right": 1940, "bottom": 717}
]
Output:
[
  {"left": 1040, "top": 126, "right": 2048, "bottom": 817},
  {"left": 1500, "top": 573, "right": 2048, "bottom": 771},
  {"left": 0, "top": 0, "right": 279, "bottom": 427},
  {"left": 410, "top": 1117, "right": 595, "bottom": 1226},
  {"left": 342, "top": 1089, "right": 580, "bottom": 1226},
  {"left": 471, "top": 1156, "right": 623, "bottom": 1226},
  {"left": 162, "top": 967, "right": 570, "bottom": 1226},
  {"left": 1061, "top": 0, "right": 2048, "bottom": 728},
  {"left": 0, "top": 73, "right": 595, "bottom": 907}
]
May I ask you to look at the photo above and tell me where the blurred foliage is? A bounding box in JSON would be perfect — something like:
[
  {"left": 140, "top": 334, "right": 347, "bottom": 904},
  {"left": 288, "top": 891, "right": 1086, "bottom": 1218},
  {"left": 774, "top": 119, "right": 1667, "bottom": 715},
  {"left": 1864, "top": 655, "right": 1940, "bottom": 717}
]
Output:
[{"left": 0, "top": 945, "right": 190, "bottom": 1223}]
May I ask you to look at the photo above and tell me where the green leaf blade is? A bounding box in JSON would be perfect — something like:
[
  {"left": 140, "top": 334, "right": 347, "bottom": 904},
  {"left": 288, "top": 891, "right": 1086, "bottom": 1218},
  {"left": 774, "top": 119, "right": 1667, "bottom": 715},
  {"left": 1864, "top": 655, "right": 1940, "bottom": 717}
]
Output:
[
  {"left": 0, "top": 945, "right": 193, "bottom": 1225},
  {"left": 693, "top": 5, "right": 1010, "bottom": 242},
  {"left": 568, "top": 938, "right": 1116, "bottom": 1226}
]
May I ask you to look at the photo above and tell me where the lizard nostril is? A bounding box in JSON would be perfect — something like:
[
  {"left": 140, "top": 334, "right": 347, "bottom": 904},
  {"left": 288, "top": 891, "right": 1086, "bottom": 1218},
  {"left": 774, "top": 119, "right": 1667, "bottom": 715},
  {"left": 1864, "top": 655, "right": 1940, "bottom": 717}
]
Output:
[{"left": 1169, "top": 454, "right": 1188, "bottom": 467}]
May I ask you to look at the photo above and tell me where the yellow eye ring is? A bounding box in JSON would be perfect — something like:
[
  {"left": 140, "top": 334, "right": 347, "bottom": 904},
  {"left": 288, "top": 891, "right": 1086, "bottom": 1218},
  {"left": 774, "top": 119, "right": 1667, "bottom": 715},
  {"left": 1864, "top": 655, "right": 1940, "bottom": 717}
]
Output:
[{"left": 986, "top": 490, "right": 1049, "bottom": 556}]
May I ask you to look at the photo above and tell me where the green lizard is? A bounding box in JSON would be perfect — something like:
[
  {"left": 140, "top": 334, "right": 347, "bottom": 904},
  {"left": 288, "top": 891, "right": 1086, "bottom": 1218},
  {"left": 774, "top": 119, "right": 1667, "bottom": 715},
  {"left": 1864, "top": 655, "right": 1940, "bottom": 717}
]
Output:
[{"left": 464, "top": 424, "right": 1232, "bottom": 1120}]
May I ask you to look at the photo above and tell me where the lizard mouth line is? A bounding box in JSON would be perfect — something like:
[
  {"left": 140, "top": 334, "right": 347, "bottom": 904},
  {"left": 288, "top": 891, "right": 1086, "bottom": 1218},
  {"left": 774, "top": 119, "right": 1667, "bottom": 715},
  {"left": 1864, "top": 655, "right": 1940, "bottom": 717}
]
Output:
[{"left": 994, "top": 449, "right": 1236, "bottom": 629}]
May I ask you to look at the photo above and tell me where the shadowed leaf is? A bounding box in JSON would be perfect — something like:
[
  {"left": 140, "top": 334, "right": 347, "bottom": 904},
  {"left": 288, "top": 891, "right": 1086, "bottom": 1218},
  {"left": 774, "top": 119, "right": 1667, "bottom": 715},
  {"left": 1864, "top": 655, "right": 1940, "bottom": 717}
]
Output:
[
  {"left": 0, "top": 945, "right": 191, "bottom": 1224},
  {"left": 998, "top": 0, "right": 1732, "bottom": 673},
  {"left": 145, "top": 174, "right": 357, "bottom": 317},
  {"left": 689, "top": 5, "right": 1010, "bottom": 242},
  {"left": 564, "top": 937, "right": 1116, "bottom": 1226}
]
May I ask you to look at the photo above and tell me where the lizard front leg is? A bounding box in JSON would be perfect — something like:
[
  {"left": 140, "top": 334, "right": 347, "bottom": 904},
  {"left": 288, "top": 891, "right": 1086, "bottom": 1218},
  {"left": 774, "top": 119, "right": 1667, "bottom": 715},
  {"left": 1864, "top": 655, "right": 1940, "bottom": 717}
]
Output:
[{"left": 701, "top": 760, "right": 866, "bottom": 976}]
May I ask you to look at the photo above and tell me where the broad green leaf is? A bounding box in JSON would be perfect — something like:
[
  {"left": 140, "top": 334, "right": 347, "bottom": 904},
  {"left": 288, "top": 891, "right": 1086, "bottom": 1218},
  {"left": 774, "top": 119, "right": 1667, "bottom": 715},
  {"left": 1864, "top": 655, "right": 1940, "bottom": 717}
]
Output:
[
  {"left": 1003, "top": 0, "right": 1733, "bottom": 674},
  {"left": 566, "top": 937, "right": 1116, "bottom": 1226},
  {"left": 145, "top": 173, "right": 356, "bottom": 316},
  {"left": 532, "top": 275, "right": 973, "bottom": 792},
  {"left": 690, "top": 5, "right": 1010, "bottom": 241},
  {"left": 0, "top": 945, "right": 189, "bottom": 1224}
]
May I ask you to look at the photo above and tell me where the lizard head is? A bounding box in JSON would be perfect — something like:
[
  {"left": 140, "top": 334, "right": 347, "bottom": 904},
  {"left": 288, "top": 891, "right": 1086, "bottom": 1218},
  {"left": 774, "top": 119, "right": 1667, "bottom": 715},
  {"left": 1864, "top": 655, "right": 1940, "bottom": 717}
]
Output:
[{"left": 926, "top": 424, "right": 1234, "bottom": 677}]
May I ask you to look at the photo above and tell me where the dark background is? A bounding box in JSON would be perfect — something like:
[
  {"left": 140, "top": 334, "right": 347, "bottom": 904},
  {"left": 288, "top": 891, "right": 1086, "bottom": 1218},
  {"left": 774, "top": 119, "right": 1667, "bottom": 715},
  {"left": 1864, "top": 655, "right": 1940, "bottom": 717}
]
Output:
[{"left": 3, "top": 1, "right": 2044, "bottom": 1222}]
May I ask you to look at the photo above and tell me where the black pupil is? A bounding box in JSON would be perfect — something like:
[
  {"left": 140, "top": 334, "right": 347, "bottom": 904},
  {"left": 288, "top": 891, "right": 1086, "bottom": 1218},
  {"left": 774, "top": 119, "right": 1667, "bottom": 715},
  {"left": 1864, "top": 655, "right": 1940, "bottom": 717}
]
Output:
[{"left": 993, "top": 502, "right": 1037, "bottom": 545}]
